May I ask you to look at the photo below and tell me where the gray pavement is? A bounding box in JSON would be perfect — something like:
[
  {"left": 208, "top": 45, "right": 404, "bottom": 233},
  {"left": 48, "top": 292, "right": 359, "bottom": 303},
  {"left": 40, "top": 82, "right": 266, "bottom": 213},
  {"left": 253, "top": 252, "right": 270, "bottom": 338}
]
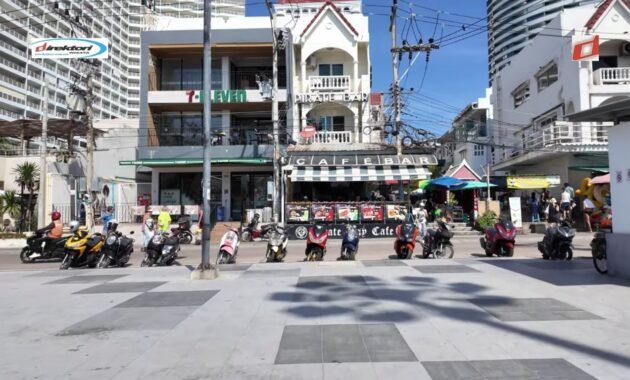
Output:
[{"left": 1, "top": 241, "right": 630, "bottom": 379}]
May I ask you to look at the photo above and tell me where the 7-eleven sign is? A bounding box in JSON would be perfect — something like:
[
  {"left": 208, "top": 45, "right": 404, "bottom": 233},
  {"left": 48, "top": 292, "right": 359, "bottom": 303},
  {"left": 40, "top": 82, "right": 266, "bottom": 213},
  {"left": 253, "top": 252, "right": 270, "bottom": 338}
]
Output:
[{"left": 572, "top": 35, "right": 600, "bottom": 61}]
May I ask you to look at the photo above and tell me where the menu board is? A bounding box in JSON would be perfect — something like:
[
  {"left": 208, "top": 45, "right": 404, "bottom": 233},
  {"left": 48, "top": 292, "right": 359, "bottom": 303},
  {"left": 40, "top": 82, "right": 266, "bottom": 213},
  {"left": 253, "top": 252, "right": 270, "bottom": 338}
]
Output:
[
  {"left": 386, "top": 204, "right": 407, "bottom": 222},
  {"left": 286, "top": 205, "right": 310, "bottom": 223},
  {"left": 336, "top": 204, "right": 359, "bottom": 221},
  {"left": 360, "top": 204, "right": 384, "bottom": 222},
  {"left": 311, "top": 204, "right": 335, "bottom": 222}
]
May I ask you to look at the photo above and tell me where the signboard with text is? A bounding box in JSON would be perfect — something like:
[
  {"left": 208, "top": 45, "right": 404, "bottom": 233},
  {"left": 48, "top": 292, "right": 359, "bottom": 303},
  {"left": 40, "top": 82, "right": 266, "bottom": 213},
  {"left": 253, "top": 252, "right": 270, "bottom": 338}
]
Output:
[
  {"left": 31, "top": 38, "right": 109, "bottom": 59},
  {"left": 295, "top": 92, "right": 368, "bottom": 104},
  {"left": 336, "top": 204, "right": 359, "bottom": 221},
  {"left": 286, "top": 205, "right": 310, "bottom": 223},
  {"left": 287, "top": 154, "right": 438, "bottom": 167},
  {"left": 287, "top": 224, "right": 400, "bottom": 240},
  {"left": 311, "top": 204, "right": 335, "bottom": 222},
  {"left": 360, "top": 204, "right": 384, "bottom": 222}
]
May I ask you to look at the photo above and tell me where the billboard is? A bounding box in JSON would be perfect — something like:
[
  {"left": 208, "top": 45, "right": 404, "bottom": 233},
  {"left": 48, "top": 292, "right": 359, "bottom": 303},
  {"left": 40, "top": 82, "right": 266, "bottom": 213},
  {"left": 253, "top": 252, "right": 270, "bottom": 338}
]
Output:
[
  {"left": 572, "top": 35, "right": 599, "bottom": 62},
  {"left": 30, "top": 38, "right": 109, "bottom": 59}
]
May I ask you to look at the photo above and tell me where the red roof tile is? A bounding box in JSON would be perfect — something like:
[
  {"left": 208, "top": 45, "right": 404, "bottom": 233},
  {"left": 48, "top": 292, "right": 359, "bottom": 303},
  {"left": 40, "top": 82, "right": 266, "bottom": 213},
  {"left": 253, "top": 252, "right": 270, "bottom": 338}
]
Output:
[
  {"left": 585, "top": 0, "right": 630, "bottom": 29},
  {"left": 299, "top": 1, "right": 358, "bottom": 38}
]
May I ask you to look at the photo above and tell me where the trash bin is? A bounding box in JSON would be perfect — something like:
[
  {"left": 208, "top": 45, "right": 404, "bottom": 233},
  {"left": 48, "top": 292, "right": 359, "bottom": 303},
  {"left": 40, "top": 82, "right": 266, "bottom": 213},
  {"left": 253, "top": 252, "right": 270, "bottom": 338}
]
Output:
[{"left": 216, "top": 206, "right": 224, "bottom": 222}]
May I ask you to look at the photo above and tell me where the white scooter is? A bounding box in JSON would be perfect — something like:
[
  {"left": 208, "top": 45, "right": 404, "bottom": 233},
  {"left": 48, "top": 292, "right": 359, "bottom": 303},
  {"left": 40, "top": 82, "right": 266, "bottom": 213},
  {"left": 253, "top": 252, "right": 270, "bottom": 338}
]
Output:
[
  {"left": 266, "top": 224, "right": 288, "bottom": 263},
  {"left": 216, "top": 225, "right": 240, "bottom": 264}
]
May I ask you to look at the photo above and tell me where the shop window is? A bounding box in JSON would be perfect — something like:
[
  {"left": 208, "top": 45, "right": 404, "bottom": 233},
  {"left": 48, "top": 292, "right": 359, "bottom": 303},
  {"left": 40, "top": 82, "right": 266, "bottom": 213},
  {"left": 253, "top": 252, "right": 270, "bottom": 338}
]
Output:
[
  {"left": 230, "top": 173, "right": 273, "bottom": 221},
  {"left": 154, "top": 113, "right": 221, "bottom": 146},
  {"left": 536, "top": 62, "right": 558, "bottom": 92},
  {"left": 159, "top": 57, "right": 221, "bottom": 90},
  {"left": 512, "top": 82, "right": 530, "bottom": 108},
  {"left": 318, "top": 64, "right": 343, "bottom": 76}
]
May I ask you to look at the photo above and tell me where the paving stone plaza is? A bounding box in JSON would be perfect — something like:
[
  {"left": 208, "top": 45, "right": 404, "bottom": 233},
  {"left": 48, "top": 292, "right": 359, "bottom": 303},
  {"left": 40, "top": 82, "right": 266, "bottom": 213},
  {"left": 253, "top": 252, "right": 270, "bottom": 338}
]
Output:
[{"left": 2, "top": 258, "right": 630, "bottom": 379}]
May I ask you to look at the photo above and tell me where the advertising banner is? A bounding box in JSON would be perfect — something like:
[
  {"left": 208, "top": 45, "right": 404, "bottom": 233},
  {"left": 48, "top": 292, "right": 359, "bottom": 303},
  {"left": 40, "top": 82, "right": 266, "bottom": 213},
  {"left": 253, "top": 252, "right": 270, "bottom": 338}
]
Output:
[
  {"left": 508, "top": 197, "right": 523, "bottom": 228},
  {"left": 360, "top": 204, "right": 384, "bottom": 222},
  {"left": 385, "top": 204, "right": 407, "bottom": 222},
  {"left": 31, "top": 38, "right": 109, "bottom": 59},
  {"left": 506, "top": 175, "right": 561, "bottom": 189},
  {"left": 287, "top": 224, "right": 400, "bottom": 240},
  {"left": 311, "top": 204, "right": 335, "bottom": 222},
  {"left": 184, "top": 205, "right": 199, "bottom": 216},
  {"left": 336, "top": 204, "right": 359, "bottom": 221},
  {"left": 286, "top": 205, "right": 310, "bottom": 223}
]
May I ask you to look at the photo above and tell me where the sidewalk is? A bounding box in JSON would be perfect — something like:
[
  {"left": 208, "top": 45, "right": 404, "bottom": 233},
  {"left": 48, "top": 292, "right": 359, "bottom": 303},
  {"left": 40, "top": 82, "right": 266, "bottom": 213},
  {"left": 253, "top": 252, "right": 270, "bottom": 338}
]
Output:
[{"left": 1, "top": 258, "right": 629, "bottom": 379}]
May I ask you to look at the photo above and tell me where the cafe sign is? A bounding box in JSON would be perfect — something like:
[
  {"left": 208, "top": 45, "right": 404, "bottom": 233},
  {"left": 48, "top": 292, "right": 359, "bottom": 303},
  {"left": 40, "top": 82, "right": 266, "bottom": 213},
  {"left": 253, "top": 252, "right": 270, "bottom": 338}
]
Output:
[
  {"left": 295, "top": 92, "right": 368, "bottom": 104},
  {"left": 186, "top": 89, "right": 247, "bottom": 104},
  {"left": 287, "top": 154, "right": 438, "bottom": 167}
]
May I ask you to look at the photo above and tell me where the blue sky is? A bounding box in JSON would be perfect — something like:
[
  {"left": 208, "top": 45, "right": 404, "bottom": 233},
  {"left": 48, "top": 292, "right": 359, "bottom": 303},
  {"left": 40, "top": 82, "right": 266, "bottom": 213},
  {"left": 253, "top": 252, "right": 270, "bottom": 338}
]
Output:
[{"left": 247, "top": 0, "right": 488, "bottom": 135}]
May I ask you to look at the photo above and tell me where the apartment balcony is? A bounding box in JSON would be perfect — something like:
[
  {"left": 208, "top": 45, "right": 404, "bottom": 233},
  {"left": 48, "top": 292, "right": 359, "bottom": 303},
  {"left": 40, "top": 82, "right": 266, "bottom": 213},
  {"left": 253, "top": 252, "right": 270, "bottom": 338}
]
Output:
[
  {"left": 308, "top": 75, "right": 351, "bottom": 92},
  {"left": 594, "top": 67, "right": 630, "bottom": 85},
  {"left": 493, "top": 121, "right": 609, "bottom": 169},
  {"left": 304, "top": 131, "right": 353, "bottom": 145}
]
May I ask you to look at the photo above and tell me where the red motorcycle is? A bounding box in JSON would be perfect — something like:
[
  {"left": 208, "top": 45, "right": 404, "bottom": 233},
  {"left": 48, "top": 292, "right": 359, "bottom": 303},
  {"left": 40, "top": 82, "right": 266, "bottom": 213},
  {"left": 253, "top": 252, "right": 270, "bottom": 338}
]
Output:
[
  {"left": 394, "top": 222, "right": 419, "bottom": 259},
  {"left": 240, "top": 213, "right": 273, "bottom": 242},
  {"left": 480, "top": 219, "right": 516, "bottom": 257},
  {"left": 305, "top": 224, "right": 328, "bottom": 261}
]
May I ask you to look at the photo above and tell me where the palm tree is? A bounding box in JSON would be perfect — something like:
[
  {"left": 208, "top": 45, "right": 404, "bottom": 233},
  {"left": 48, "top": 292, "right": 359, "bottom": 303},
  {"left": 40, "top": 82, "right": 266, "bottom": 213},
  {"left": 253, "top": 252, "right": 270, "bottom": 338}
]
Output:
[
  {"left": 0, "top": 191, "right": 21, "bottom": 218},
  {"left": 13, "top": 162, "right": 39, "bottom": 231}
]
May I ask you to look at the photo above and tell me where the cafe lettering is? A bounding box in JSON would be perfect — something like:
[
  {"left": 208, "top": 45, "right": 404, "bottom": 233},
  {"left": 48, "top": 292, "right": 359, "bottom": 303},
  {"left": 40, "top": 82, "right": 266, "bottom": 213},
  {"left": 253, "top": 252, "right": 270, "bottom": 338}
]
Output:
[
  {"left": 288, "top": 154, "right": 438, "bottom": 167},
  {"left": 295, "top": 92, "right": 369, "bottom": 104},
  {"left": 186, "top": 89, "right": 247, "bottom": 104}
]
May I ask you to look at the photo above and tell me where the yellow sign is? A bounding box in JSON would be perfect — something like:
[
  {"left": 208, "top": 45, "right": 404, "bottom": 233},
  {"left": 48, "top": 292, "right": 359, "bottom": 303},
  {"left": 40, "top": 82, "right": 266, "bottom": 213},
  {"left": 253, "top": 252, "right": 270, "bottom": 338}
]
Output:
[{"left": 506, "top": 176, "right": 560, "bottom": 189}]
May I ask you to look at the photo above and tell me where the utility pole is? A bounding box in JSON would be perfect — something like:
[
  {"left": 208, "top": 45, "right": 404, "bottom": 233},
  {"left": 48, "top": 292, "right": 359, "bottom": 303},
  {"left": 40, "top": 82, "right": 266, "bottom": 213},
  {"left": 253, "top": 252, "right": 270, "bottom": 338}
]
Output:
[
  {"left": 192, "top": 0, "right": 218, "bottom": 280},
  {"left": 85, "top": 72, "right": 95, "bottom": 231},
  {"left": 486, "top": 162, "right": 491, "bottom": 211},
  {"left": 265, "top": 0, "right": 281, "bottom": 224},
  {"left": 37, "top": 81, "right": 49, "bottom": 228}
]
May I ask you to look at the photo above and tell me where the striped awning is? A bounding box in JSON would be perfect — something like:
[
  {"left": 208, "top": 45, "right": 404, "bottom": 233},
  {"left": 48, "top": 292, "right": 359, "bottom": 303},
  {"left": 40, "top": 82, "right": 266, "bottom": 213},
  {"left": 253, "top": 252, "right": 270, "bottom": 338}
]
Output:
[{"left": 290, "top": 165, "right": 431, "bottom": 182}]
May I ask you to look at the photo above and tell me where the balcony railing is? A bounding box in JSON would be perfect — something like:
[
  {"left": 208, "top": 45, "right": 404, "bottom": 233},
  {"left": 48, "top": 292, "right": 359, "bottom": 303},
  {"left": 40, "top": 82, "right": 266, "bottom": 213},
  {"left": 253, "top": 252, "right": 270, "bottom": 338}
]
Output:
[
  {"left": 504, "top": 121, "right": 608, "bottom": 161},
  {"left": 309, "top": 75, "right": 351, "bottom": 91},
  {"left": 304, "top": 131, "right": 352, "bottom": 144},
  {"left": 594, "top": 67, "right": 630, "bottom": 85}
]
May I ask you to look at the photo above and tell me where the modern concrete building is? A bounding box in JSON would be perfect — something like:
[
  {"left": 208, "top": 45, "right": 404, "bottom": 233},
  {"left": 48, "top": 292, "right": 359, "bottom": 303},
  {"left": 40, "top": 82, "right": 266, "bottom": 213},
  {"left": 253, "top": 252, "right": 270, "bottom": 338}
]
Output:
[
  {"left": 153, "top": 0, "right": 244, "bottom": 18},
  {"left": 489, "top": 0, "right": 630, "bottom": 193},
  {"left": 487, "top": 0, "right": 597, "bottom": 82}
]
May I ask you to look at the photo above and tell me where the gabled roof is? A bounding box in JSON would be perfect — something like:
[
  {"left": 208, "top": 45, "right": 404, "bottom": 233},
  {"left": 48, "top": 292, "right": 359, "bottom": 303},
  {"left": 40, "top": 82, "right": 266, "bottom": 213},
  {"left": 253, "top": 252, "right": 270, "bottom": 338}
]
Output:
[
  {"left": 444, "top": 159, "right": 482, "bottom": 181},
  {"left": 585, "top": 0, "right": 630, "bottom": 29},
  {"left": 300, "top": 1, "right": 358, "bottom": 38}
]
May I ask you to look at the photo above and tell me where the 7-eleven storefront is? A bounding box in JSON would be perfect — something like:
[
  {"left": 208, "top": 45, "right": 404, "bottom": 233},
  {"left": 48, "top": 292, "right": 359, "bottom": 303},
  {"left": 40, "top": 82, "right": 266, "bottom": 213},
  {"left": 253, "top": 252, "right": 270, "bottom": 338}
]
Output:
[{"left": 120, "top": 158, "right": 273, "bottom": 222}]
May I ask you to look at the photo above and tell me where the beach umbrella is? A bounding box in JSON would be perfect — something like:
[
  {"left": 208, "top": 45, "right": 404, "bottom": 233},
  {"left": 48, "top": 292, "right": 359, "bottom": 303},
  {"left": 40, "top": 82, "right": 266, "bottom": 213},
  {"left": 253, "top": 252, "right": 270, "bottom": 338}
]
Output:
[
  {"left": 451, "top": 181, "right": 497, "bottom": 191},
  {"left": 428, "top": 176, "right": 465, "bottom": 189}
]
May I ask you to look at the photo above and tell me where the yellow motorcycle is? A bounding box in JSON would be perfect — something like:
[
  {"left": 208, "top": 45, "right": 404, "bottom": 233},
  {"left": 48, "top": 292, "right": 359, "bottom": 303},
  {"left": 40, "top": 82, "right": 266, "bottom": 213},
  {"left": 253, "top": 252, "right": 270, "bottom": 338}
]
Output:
[{"left": 60, "top": 222, "right": 105, "bottom": 270}]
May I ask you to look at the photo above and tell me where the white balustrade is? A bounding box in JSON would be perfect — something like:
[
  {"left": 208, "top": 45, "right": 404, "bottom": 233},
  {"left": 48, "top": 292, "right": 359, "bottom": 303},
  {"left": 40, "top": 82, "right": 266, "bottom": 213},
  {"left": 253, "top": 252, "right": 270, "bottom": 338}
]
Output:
[{"left": 309, "top": 75, "right": 351, "bottom": 91}]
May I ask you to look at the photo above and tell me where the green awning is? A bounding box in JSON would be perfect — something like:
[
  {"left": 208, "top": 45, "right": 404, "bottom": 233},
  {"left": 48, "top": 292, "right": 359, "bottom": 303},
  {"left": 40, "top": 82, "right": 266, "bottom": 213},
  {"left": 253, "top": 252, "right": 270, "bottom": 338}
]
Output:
[
  {"left": 119, "top": 158, "right": 271, "bottom": 166},
  {"left": 568, "top": 166, "right": 609, "bottom": 173}
]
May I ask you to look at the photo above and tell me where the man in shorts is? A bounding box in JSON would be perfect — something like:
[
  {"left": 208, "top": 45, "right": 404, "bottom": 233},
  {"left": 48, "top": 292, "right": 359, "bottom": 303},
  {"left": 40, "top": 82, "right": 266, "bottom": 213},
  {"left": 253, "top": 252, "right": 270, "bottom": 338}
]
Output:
[{"left": 560, "top": 187, "right": 571, "bottom": 221}]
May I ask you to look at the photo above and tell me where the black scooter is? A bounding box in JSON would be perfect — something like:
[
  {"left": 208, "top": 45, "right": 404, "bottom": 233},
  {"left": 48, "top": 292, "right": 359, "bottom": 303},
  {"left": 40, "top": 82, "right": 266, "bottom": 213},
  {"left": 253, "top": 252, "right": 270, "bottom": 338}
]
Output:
[
  {"left": 97, "top": 230, "right": 135, "bottom": 268},
  {"left": 141, "top": 232, "right": 180, "bottom": 267},
  {"left": 172, "top": 218, "right": 194, "bottom": 245},
  {"left": 20, "top": 232, "right": 70, "bottom": 263},
  {"left": 538, "top": 220, "right": 574, "bottom": 260}
]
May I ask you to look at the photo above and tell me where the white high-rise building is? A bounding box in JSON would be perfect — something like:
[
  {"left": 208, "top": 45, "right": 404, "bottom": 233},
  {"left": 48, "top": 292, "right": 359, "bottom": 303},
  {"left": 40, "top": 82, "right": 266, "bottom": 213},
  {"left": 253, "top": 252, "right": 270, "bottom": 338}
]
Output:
[
  {"left": 153, "top": 0, "right": 244, "bottom": 18},
  {"left": 487, "top": 0, "right": 597, "bottom": 82}
]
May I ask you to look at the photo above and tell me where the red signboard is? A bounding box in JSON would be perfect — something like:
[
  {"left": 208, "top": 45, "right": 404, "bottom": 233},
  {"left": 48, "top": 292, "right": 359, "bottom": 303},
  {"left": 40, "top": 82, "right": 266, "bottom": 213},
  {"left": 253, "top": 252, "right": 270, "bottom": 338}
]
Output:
[
  {"left": 311, "top": 204, "right": 335, "bottom": 222},
  {"left": 572, "top": 35, "right": 599, "bottom": 61},
  {"left": 360, "top": 205, "right": 384, "bottom": 222}
]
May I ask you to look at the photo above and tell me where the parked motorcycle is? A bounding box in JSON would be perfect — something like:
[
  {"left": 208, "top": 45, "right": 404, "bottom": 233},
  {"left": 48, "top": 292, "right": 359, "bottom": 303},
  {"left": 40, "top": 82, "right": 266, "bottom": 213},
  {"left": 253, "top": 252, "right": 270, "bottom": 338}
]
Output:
[
  {"left": 217, "top": 225, "right": 241, "bottom": 264},
  {"left": 141, "top": 232, "right": 180, "bottom": 267},
  {"left": 266, "top": 224, "right": 288, "bottom": 263},
  {"left": 305, "top": 224, "right": 328, "bottom": 261},
  {"left": 172, "top": 217, "right": 194, "bottom": 245},
  {"left": 537, "top": 220, "right": 574, "bottom": 260},
  {"left": 395, "top": 221, "right": 419, "bottom": 259},
  {"left": 97, "top": 221, "right": 135, "bottom": 268},
  {"left": 60, "top": 223, "right": 105, "bottom": 270},
  {"left": 480, "top": 218, "right": 516, "bottom": 257},
  {"left": 20, "top": 231, "right": 71, "bottom": 263},
  {"left": 240, "top": 213, "right": 273, "bottom": 242},
  {"left": 340, "top": 224, "right": 360, "bottom": 260},
  {"left": 591, "top": 231, "right": 607, "bottom": 274},
  {"left": 422, "top": 220, "right": 455, "bottom": 259}
]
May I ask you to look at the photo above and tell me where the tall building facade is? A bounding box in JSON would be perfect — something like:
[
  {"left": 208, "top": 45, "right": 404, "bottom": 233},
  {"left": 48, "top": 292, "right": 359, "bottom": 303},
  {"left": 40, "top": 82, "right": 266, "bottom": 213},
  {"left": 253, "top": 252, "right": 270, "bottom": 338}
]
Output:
[
  {"left": 153, "top": 0, "right": 244, "bottom": 18},
  {"left": 487, "top": 0, "right": 597, "bottom": 82}
]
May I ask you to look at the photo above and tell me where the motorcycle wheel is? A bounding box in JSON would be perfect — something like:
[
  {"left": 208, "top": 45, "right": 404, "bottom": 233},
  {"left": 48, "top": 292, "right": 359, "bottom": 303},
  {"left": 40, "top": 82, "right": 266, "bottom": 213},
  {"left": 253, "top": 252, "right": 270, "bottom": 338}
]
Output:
[
  {"left": 97, "top": 255, "right": 111, "bottom": 269},
  {"left": 435, "top": 245, "right": 454, "bottom": 259},
  {"left": 216, "top": 252, "right": 229, "bottom": 265},
  {"left": 593, "top": 243, "right": 608, "bottom": 274},
  {"left": 141, "top": 254, "right": 155, "bottom": 267},
  {"left": 20, "top": 247, "right": 33, "bottom": 263},
  {"left": 566, "top": 248, "right": 573, "bottom": 261},
  {"left": 241, "top": 231, "right": 252, "bottom": 242},
  {"left": 306, "top": 252, "right": 322, "bottom": 262},
  {"left": 348, "top": 250, "right": 356, "bottom": 261},
  {"left": 179, "top": 232, "right": 193, "bottom": 245},
  {"left": 266, "top": 250, "right": 274, "bottom": 263},
  {"left": 59, "top": 254, "right": 72, "bottom": 270},
  {"left": 505, "top": 247, "right": 514, "bottom": 257}
]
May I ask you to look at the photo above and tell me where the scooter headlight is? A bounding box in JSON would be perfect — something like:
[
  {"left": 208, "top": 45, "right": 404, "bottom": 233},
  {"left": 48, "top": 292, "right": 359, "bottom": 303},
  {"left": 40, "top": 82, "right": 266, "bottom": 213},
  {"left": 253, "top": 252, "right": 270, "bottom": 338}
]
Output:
[
  {"left": 106, "top": 235, "right": 117, "bottom": 245},
  {"left": 270, "top": 246, "right": 279, "bottom": 252},
  {"left": 162, "top": 245, "right": 173, "bottom": 254}
]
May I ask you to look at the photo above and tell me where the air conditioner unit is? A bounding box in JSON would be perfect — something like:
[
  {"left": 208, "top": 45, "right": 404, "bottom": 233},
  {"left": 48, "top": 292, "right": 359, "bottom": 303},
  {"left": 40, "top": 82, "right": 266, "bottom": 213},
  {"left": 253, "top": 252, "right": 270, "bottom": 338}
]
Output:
[{"left": 621, "top": 42, "right": 630, "bottom": 56}]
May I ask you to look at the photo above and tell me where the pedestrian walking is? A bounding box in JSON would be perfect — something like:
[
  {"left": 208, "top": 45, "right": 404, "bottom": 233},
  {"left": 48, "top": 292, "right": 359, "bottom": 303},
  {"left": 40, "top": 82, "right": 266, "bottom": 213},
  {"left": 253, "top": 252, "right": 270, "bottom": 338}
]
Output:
[
  {"left": 560, "top": 187, "right": 571, "bottom": 221},
  {"left": 530, "top": 192, "right": 541, "bottom": 223},
  {"left": 583, "top": 197, "right": 595, "bottom": 233},
  {"left": 141, "top": 206, "right": 152, "bottom": 251},
  {"left": 158, "top": 206, "right": 172, "bottom": 233}
]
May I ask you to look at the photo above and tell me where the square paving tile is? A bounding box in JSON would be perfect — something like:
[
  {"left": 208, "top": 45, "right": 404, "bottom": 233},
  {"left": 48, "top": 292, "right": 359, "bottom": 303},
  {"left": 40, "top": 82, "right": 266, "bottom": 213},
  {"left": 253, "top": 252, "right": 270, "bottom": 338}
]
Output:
[
  {"left": 217, "top": 264, "right": 252, "bottom": 272},
  {"left": 413, "top": 265, "right": 480, "bottom": 274},
  {"left": 469, "top": 297, "right": 602, "bottom": 322},
  {"left": 240, "top": 269, "right": 300, "bottom": 278},
  {"left": 57, "top": 306, "right": 196, "bottom": 335},
  {"left": 73, "top": 282, "right": 166, "bottom": 294},
  {"left": 362, "top": 260, "right": 407, "bottom": 267},
  {"left": 275, "top": 324, "right": 416, "bottom": 365},
  {"left": 46, "top": 274, "right": 128, "bottom": 284},
  {"left": 114, "top": 290, "right": 220, "bottom": 308},
  {"left": 421, "top": 359, "right": 596, "bottom": 380}
]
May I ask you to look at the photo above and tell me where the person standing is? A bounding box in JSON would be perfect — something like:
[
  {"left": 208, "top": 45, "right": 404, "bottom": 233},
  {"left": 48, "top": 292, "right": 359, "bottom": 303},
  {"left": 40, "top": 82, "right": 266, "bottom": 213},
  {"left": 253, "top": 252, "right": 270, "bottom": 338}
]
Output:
[
  {"left": 141, "top": 206, "right": 152, "bottom": 251},
  {"left": 564, "top": 182, "right": 575, "bottom": 200},
  {"left": 530, "top": 192, "right": 541, "bottom": 223},
  {"left": 560, "top": 187, "right": 571, "bottom": 221},
  {"left": 583, "top": 197, "right": 595, "bottom": 233},
  {"left": 98, "top": 206, "right": 114, "bottom": 234},
  {"left": 158, "top": 206, "right": 172, "bottom": 233},
  {"left": 548, "top": 198, "right": 561, "bottom": 225}
]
